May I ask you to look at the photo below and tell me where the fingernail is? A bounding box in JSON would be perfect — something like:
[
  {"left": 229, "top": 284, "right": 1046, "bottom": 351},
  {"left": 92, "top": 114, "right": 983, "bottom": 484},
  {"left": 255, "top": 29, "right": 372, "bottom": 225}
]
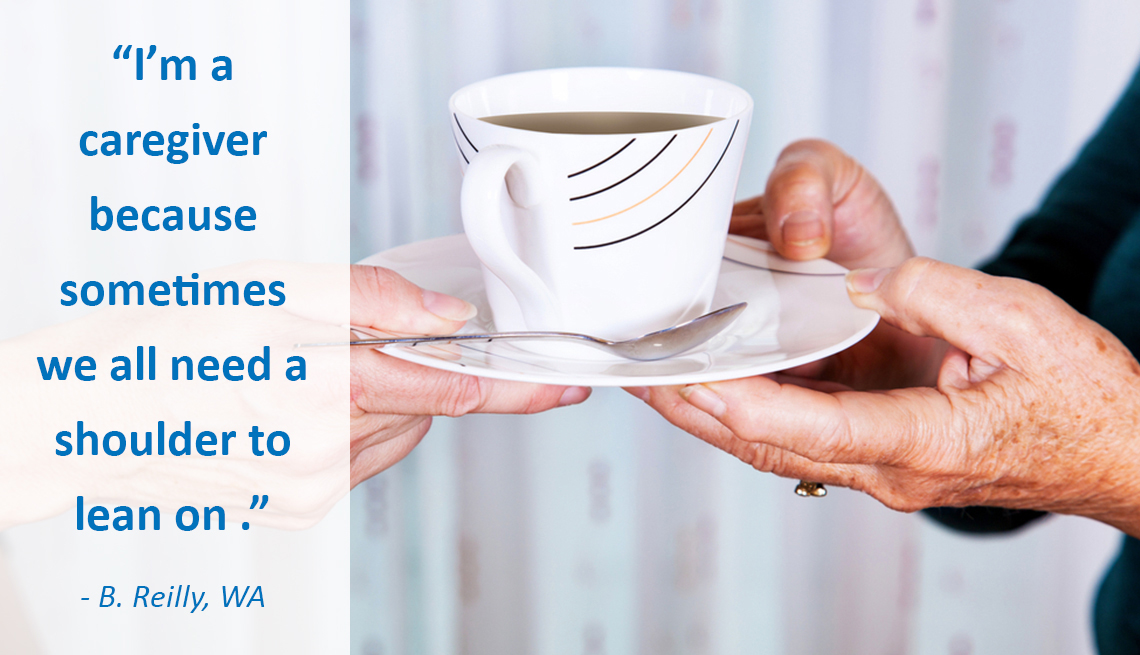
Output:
[
  {"left": 626, "top": 386, "right": 650, "bottom": 402},
  {"left": 679, "top": 384, "right": 726, "bottom": 418},
  {"left": 780, "top": 210, "right": 824, "bottom": 246},
  {"left": 558, "top": 386, "right": 591, "bottom": 407},
  {"left": 846, "top": 268, "right": 890, "bottom": 294},
  {"left": 422, "top": 289, "right": 477, "bottom": 321}
]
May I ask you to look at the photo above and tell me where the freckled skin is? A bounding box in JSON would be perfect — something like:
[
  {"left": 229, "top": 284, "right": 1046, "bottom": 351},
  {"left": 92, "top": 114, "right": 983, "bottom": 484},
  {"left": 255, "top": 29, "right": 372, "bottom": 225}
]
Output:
[
  {"left": 645, "top": 259, "right": 1140, "bottom": 537},
  {"left": 632, "top": 140, "right": 1140, "bottom": 539}
]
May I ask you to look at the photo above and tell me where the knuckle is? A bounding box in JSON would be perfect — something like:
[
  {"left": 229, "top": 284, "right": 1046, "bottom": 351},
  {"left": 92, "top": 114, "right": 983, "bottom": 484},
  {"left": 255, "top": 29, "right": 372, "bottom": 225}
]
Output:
[
  {"left": 866, "top": 479, "right": 929, "bottom": 513},
  {"left": 804, "top": 415, "right": 856, "bottom": 463},
  {"left": 989, "top": 282, "right": 1044, "bottom": 339},
  {"left": 994, "top": 277, "right": 1061, "bottom": 328},
  {"left": 893, "top": 256, "right": 938, "bottom": 295},
  {"left": 517, "top": 386, "right": 558, "bottom": 414},
  {"left": 349, "top": 372, "right": 365, "bottom": 413},
  {"left": 440, "top": 374, "right": 487, "bottom": 417},
  {"left": 352, "top": 265, "right": 408, "bottom": 302},
  {"left": 880, "top": 493, "right": 926, "bottom": 514},
  {"left": 349, "top": 349, "right": 389, "bottom": 414},
  {"left": 770, "top": 161, "right": 828, "bottom": 197},
  {"left": 348, "top": 365, "right": 376, "bottom": 416},
  {"left": 745, "top": 445, "right": 789, "bottom": 474},
  {"left": 865, "top": 468, "right": 956, "bottom": 513},
  {"left": 416, "top": 416, "right": 435, "bottom": 438},
  {"left": 886, "top": 257, "right": 941, "bottom": 326}
]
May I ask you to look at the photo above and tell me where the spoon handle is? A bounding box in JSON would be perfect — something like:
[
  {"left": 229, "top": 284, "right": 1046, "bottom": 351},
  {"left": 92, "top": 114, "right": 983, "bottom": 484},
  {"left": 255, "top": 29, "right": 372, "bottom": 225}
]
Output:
[{"left": 298, "top": 331, "right": 604, "bottom": 348}]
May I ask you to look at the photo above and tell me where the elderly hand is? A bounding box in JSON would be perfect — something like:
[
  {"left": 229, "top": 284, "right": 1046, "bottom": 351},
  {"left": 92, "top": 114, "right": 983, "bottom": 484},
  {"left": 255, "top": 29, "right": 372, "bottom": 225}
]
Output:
[
  {"left": 729, "top": 139, "right": 943, "bottom": 390},
  {"left": 729, "top": 139, "right": 911, "bottom": 270},
  {"left": 632, "top": 258, "right": 1140, "bottom": 537}
]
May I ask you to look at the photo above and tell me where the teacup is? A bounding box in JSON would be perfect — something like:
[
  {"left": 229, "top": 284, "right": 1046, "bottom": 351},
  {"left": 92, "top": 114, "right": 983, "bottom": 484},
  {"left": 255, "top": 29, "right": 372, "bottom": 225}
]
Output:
[{"left": 450, "top": 67, "right": 752, "bottom": 342}]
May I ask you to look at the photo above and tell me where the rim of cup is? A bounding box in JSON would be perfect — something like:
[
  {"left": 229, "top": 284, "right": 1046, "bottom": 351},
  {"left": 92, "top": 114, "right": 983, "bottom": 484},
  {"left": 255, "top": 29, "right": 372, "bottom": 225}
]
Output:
[{"left": 449, "top": 67, "right": 754, "bottom": 135}]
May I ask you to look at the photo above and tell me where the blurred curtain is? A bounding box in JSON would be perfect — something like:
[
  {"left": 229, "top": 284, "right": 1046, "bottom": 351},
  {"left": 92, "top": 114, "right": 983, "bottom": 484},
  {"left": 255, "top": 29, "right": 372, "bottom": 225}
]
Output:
[{"left": 349, "top": 1, "right": 1140, "bottom": 653}]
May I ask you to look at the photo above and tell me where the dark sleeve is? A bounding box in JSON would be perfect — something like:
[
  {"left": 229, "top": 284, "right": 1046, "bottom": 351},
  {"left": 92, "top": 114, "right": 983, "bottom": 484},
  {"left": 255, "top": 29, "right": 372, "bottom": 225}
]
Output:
[
  {"left": 977, "top": 64, "right": 1140, "bottom": 312},
  {"left": 925, "top": 63, "right": 1140, "bottom": 535}
]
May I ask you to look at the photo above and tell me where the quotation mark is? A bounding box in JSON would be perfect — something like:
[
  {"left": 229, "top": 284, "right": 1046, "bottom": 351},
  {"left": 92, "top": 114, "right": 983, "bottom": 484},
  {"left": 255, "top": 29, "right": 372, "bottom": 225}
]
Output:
[
  {"left": 242, "top": 494, "right": 269, "bottom": 530},
  {"left": 112, "top": 44, "right": 156, "bottom": 60},
  {"left": 113, "top": 45, "right": 157, "bottom": 80}
]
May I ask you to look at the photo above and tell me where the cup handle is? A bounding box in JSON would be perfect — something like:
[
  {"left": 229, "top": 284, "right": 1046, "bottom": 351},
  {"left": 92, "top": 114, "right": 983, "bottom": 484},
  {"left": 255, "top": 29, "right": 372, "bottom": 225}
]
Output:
[{"left": 460, "top": 145, "right": 561, "bottom": 328}]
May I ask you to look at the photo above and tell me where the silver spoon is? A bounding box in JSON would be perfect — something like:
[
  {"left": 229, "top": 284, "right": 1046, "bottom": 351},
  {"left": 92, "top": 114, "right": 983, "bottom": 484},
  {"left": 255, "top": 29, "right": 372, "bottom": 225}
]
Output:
[{"left": 300, "top": 302, "right": 746, "bottom": 361}]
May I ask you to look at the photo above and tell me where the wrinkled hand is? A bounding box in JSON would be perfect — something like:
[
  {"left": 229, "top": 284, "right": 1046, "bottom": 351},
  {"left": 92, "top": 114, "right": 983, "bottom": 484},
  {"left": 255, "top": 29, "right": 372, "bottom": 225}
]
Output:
[
  {"left": 731, "top": 140, "right": 946, "bottom": 390},
  {"left": 729, "top": 139, "right": 911, "bottom": 270},
  {"left": 348, "top": 266, "right": 590, "bottom": 487},
  {"left": 632, "top": 258, "right": 1140, "bottom": 537}
]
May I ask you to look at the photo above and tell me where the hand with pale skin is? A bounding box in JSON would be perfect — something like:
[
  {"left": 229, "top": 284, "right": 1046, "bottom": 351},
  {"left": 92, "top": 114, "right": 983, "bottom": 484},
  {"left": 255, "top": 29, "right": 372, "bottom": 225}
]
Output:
[
  {"left": 0, "top": 263, "right": 589, "bottom": 531},
  {"left": 628, "top": 140, "right": 1140, "bottom": 538},
  {"left": 348, "top": 266, "right": 591, "bottom": 487}
]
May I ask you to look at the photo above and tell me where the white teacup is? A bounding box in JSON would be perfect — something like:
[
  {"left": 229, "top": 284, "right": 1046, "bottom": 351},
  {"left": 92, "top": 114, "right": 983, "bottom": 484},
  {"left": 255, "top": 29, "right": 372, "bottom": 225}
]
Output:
[{"left": 450, "top": 67, "right": 752, "bottom": 342}]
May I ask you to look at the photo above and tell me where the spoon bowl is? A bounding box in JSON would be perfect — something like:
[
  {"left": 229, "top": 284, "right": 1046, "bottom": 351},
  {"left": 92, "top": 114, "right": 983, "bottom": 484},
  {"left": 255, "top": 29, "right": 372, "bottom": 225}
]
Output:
[{"left": 305, "top": 303, "right": 747, "bottom": 361}]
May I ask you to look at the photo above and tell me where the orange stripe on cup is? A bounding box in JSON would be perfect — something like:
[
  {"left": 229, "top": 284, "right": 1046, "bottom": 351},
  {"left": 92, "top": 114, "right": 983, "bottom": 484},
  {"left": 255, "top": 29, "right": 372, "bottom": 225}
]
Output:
[{"left": 572, "top": 128, "right": 713, "bottom": 226}]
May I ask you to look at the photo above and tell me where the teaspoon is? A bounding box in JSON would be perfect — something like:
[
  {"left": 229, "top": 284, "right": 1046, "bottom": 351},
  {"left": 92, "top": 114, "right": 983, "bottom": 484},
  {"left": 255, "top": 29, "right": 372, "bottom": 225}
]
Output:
[{"left": 300, "top": 302, "right": 746, "bottom": 361}]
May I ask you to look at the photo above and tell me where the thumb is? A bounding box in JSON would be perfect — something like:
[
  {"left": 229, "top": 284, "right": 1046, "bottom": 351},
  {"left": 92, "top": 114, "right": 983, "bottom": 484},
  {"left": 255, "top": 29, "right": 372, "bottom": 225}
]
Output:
[
  {"left": 763, "top": 140, "right": 912, "bottom": 269},
  {"left": 762, "top": 140, "right": 842, "bottom": 260},
  {"left": 845, "top": 257, "right": 1045, "bottom": 369},
  {"left": 351, "top": 265, "right": 477, "bottom": 335}
]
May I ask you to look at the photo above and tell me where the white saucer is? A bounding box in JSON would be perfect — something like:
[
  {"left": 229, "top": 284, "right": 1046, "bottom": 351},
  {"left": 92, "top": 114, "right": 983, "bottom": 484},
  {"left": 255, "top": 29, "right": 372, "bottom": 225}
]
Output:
[{"left": 358, "top": 234, "right": 879, "bottom": 387}]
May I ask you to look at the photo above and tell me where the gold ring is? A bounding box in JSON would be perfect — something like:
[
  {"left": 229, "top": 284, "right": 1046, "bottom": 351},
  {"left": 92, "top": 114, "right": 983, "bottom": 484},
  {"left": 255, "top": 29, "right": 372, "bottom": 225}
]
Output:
[{"left": 795, "top": 480, "right": 827, "bottom": 497}]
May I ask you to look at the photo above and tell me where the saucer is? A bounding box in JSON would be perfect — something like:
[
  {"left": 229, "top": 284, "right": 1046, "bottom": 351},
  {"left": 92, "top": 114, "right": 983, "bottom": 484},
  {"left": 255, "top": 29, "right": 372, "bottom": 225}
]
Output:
[{"left": 357, "top": 234, "right": 879, "bottom": 387}]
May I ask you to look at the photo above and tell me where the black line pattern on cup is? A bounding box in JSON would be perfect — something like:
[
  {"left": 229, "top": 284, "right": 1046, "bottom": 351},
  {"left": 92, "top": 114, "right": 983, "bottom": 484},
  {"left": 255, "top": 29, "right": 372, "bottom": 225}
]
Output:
[
  {"left": 570, "top": 134, "right": 677, "bottom": 201},
  {"left": 568, "top": 138, "right": 636, "bottom": 178},
  {"left": 454, "top": 113, "right": 478, "bottom": 153},
  {"left": 573, "top": 120, "right": 739, "bottom": 251},
  {"left": 453, "top": 132, "right": 470, "bottom": 164}
]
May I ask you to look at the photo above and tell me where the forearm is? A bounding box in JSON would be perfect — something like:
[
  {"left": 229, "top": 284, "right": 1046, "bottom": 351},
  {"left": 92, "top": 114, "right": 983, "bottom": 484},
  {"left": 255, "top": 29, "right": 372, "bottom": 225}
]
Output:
[{"left": 981, "top": 65, "right": 1140, "bottom": 313}]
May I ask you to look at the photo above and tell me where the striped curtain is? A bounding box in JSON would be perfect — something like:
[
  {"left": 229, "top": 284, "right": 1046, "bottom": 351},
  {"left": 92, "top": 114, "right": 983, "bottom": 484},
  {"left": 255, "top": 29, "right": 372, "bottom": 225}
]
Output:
[{"left": 350, "top": 1, "right": 1140, "bottom": 653}]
